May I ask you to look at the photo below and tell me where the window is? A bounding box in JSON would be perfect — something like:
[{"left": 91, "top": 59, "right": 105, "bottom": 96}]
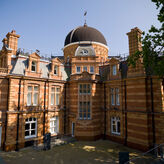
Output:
[
  {"left": 79, "top": 84, "right": 91, "bottom": 120},
  {"left": 79, "top": 101, "right": 90, "bottom": 119},
  {"left": 112, "top": 65, "right": 117, "bottom": 75},
  {"left": 79, "top": 84, "right": 90, "bottom": 94},
  {"left": 51, "top": 87, "right": 60, "bottom": 106},
  {"left": 90, "top": 66, "right": 94, "bottom": 73},
  {"left": 50, "top": 117, "right": 59, "bottom": 134},
  {"left": 54, "top": 65, "right": 58, "bottom": 75},
  {"left": 111, "top": 117, "right": 120, "bottom": 135},
  {"left": 76, "top": 66, "right": 81, "bottom": 73},
  {"left": 110, "top": 88, "right": 120, "bottom": 106},
  {"left": 31, "top": 61, "right": 36, "bottom": 72},
  {"left": 111, "top": 88, "right": 115, "bottom": 105},
  {"left": 25, "top": 118, "right": 37, "bottom": 139},
  {"left": 27, "top": 86, "right": 39, "bottom": 106},
  {"left": 83, "top": 66, "right": 87, "bottom": 72},
  {"left": 116, "top": 88, "right": 120, "bottom": 105}
]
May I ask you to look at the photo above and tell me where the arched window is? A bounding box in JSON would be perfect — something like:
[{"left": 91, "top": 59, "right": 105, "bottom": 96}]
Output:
[{"left": 25, "top": 118, "right": 37, "bottom": 139}]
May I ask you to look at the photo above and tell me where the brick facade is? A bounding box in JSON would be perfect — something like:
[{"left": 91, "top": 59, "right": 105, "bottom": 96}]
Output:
[{"left": 0, "top": 26, "right": 163, "bottom": 151}]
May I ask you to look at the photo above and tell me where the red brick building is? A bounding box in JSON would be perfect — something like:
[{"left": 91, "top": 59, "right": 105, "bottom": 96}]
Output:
[{"left": 0, "top": 25, "right": 163, "bottom": 151}]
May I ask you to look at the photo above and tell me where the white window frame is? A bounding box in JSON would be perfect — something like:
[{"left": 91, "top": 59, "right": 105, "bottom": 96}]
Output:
[
  {"left": 27, "top": 85, "right": 39, "bottom": 106},
  {"left": 51, "top": 86, "right": 60, "bottom": 106},
  {"left": 25, "top": 118, "right": 37, "bottom": 139},
  {"left": 50, "top": 117, "right": 59, "bottom": 135},
  {"left": 76, "top": 66, "right": 81, "bottom": 73},
  {"left": 112, "top": 65, "right": 117, "bottom": 75},
  {"left": 90, "top": 66, "right": 94, "bottom": 73},
  {"left": 31, "top": 61, "right": 36, "bottom": 72},
  {"left": 111, "top": 117, "right": 120, "bottom": 135}
]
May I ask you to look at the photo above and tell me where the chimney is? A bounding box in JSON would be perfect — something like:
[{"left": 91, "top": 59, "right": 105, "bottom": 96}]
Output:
[
  {"left": 127, "top": 27, "right": 142, "bottom": 56},
  {"left": 6, "top": 30, "right": 20, "bottom": 55}
]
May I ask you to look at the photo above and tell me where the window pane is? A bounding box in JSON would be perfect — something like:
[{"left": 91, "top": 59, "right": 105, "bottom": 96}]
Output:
[
  {"left": 27, "top": 93, "right": 32, "bottom": 105},
  {"left": 31, "top": 123, "right": 36, "bottom": 129},
  {"left": 34, "top": 86, "right": 38, "bottom": 91},
  {"left": 51, "top": 93, "right": 55, "bottom": 105},
  {"left": 33, "top": 93, "right": 38, "bottom": 105},
  {"left": 31, "top": 61, "right": 36, "bottom": 72},
  {"left": 54, "top": 66, "right": 58, "bottom": 75},
  {"left": 51, "top": 87, "right": 55, "bottom": 92},
  {"left": 25, "top": 131, "right": 29, "bottom": 136},
  {"left": 25, "top": 124, "right": 29, "bottom": 130},
  {"left": 56, "top": 93, "right": 60, "bottom": 105},
  {"left": 117, "top": 121, "right": 120, "bottom": 133},
  {"left": 31, "top": 130, "right": 35, "bottom": 135},
  {"left": 76, "top": 66, "right": 81, "bottom": 73},
  {"left": 90, "top": 66, "right": 94, "bottom": 73},
  {"left": 28, "top": 86, "right": 32, "bottom": 91},
  {"left": 56, "top": 88, "right": 60, "bottom": 92},
  {"left": 113, "top": 65, "right": 117, "bottom": 75},
  {"left": 87, "top": 85, "right": 90, "bottom": 93},
  {"left": 83, "top": 66, "right": 87, "bottom": 72}
]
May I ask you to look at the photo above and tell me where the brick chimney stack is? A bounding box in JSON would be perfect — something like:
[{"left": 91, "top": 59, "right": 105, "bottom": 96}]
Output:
[
  {"left": 6, "top": 30, "right": 20, "bottom": 55},
  {"left": 127, "top": 27, "right": 142, "bottom": 56}
]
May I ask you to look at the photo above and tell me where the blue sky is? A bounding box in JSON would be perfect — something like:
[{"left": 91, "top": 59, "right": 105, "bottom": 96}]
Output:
[{"left": 0, "top": 0, "right": 161, "bottom": 57}]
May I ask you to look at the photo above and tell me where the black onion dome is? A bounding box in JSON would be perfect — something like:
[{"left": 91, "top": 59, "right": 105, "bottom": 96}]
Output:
[{"left": 64, "top": 24, "right": 107, "bottom": 46}]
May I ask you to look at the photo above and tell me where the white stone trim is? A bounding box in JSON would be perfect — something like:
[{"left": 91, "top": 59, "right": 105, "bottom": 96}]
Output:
[{"left": 63, "top": 41, "right": 109, "bottom": 51}]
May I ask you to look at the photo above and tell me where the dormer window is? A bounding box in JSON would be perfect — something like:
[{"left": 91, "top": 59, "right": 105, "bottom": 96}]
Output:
[
  {"left": 31, "top": 61, "right": 36, "bottom": 72},
  {"left": 54, "top": 65, "right": 59, "bottom": 75},
  {"left": 112, "top": 65, "right": 117, "bottom": 75}
]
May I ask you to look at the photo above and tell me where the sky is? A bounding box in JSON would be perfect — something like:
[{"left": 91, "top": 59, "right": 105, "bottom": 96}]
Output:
[{"left": 0, "top": 0, "right": 161, "bottom": 57}]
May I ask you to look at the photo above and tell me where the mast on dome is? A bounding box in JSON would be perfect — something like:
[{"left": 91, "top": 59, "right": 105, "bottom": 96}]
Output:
[{"left": 84, "top": 11, "right": 87, "bottom": 26}]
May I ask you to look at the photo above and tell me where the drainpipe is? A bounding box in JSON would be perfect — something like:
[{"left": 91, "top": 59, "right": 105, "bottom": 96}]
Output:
[
  {"left": 15, "top": 78, "right": 21, "bottom": 151},
  {"left": 64, "top": 83, "right": 66, "bottom": 135},
  {"left": 3, "top": 77, "right": 10, "bottom": 151},
  {"left": 103, "top": 83, "right": 106, "bottom": 139},
  {"left": 150, "top": 77, "right": 156, "bottom": 147},
  {"left": 124, "top": 80, "right": 127, "bottom": 146},
  {"left": 43, "top": 81, "right": 47, "bottom": 136}
]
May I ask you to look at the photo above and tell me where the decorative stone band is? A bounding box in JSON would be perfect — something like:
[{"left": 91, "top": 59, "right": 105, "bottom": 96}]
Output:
[{"left": 63, "top": 41, "right": 109, "bottom": 51}]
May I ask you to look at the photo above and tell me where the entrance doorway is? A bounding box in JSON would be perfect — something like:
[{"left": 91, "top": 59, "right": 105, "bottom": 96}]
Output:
[{"left": 72, "top": 123, "right": 75, "bottom": 137}]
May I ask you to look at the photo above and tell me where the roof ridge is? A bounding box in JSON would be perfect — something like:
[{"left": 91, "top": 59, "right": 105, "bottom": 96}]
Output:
[{"left": 70, "top": 26, "right": 82, "bottom": 43}]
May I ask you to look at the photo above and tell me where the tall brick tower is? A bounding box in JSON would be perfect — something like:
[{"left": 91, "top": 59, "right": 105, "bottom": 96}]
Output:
[
  {"left": 6, "top": 30, "right": 20, "bottom": 55},
  {"left": 127, "top": 27, "right": 142, "bottom": 56}
]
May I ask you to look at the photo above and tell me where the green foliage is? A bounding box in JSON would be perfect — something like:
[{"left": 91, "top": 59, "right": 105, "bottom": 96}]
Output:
[{"left": 127, "top": 0, "right": 164, "bottom": 77}]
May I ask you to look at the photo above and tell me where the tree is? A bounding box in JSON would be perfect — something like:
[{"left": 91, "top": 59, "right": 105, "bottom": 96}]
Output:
[{"left": 127, "top": 0, "right": 164, "bottom": 77}]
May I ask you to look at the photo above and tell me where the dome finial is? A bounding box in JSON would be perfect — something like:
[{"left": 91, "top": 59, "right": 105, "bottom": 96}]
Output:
[{"left": 84, "top": 11, "right": 87, "bottom": 26}]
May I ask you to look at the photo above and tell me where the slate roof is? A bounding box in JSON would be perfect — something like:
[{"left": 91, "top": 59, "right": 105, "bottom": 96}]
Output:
[{"left": 10, "top": 55, "right": 68, "bottom": 80}]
